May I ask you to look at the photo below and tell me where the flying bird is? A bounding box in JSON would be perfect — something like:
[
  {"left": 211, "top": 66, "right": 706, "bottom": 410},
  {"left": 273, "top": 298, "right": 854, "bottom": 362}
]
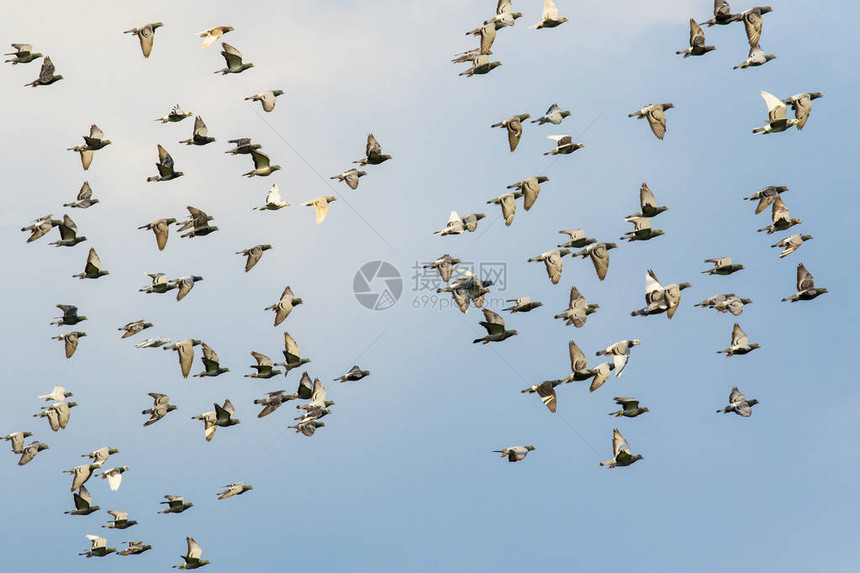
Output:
[
  {"left": 753, "top": 91, "right": 798, "bottom": 134},
  {"left": 599, "top": 429, "right": 643, "bottom": 468},
  {"left": 716, "top": 323, "right": 760, "bottom": 356},
  {"left": 194, "top": 343, "right": 229, "bottom": 377},
  {"left": 609, "top": 397, "right": 649, "bottom": 418},
  {"left": 744, "top": 185, "right": 788, "bottom": 214},
  {"left": 573, "top": 242, "right": 617, "bottom": 281},
  {"left": 236, "top": 244, "right": 272, "bottom": 272},
  {"left": 196, "top": 25, "right": 233, "bottom": 48},
  {"left": 124, "top": 22, "right": 163, "bottom": 58},
  {"left": 142, "top": 393, "right": 177, "bottom": 426},
  {"left": 717, "top": 387, "right": 759, "bottom": 417},
  {"left": 26, "top": 55, "right": 62, "bottom": 86},
  {"left": 491, "top": 114, "right": 530, "bottom": 152},
  {"left": 596, "top": 339, "right": 641, "bottom": 378},
  {"left": 63, "top": 182, "right": 99, "bottom": 208},
  {"left": 626, "top": 183, "right": 668, "bottom": 218},
  {"left": 179, "top": 116, "right": 215, "bottom": 145},
  {"left": 218, "top": 483, "right": 253, "bottom": 500},
  {"left": 5, "top": 43, "right": 42, "bottom": 65},
  {"left": 771, "top": 233, "right": 813, "bottom": 258},
  {"left": 265, "top": 285, "right": 303, "bottom": 326},
  {"left": 629, "top": 103, "right": 674, "bottom": 140},
  {"left": 781, "top": 92, "right": 823, "bottom": 130},
  {"left": 139, "top": 218, "right": 177, "bottom": 251},
  {"left": 255, "top": 184, "right": 289, "bottom": 211},
  {"left": 503, "top": 296, "right": 543, "bottom": 313},
  {"left": 733, "top": 44, "right": 776, "bottom": 69},
  {"left": 543, "top": 135, "right": 583, "bottom": 155},
  {"left": 155, "top": 104, "right": 193, "bottom": 123},
  {"left": 353, "top": 133, "right": 392, "bottom": 165},
  {"left": 163, "top": 339, "right": 202, "bottom": 378},
  {"left": 528, "top": 249, "right": 570, "bottom": 285},
  {"left": 531, "top": 103, "right": 570, "bottom": 125},
  {"left": 493, "top": 445, "right": 535, "bottom": 462},
  {"left": 243, "top": 149, "right": 281, "bottom": 177},
  {"left": 52, "top": 304, "right": 87, "bottom": 327},
  {"left": 521, "top": 380, "right": 564, "bottom": 413},
  {"left": 214, "top": 42, "right": 253, "bottom": 74},
  {"left": 330, "top": 168, "right": 366, "bottom": 190},
  {"left": 757, "top": 197, "right": 802, "bottom": 234},
  {"left": 246, "top": 89, "right": 284, "bottom": 112},
  {"left": 507, "top": 176, "right": 549, "bottom": 211},
  {"left": 782, "top": 263, "right": 828, "bottom": 302},
  {"left": 79, "top": 535, "right": 115, "bottom": 558},
  {"left": 530, "top": 0, "right": 567, "bottom": 29},
  {"left": 473, "top": 309, "right": 518, "bottom": 344},
  {"left": 51, "top": 331, "right": 86, "bottom": 358},
  {"left": 146, "top": 145, "right": 184, "bottom": 182},
  {"left": 302, "top": 196, "right": 337, "bottom": 224},
  {"left": 554, "top": 286, "right": 598, "bottom": 327},
  {"left": 702, "top": 257, "right": 744, "bottom": 275},
  {"left": 458, "top": 54, "right": 502, "bottom": 77},
  {"left": 676, "top": 19, "right": 715, "bottom": 57}
]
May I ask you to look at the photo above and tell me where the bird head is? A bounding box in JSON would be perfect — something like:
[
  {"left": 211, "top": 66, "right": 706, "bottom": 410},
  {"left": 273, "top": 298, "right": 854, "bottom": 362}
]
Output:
[
  {"left": 640, "top": 407, "right": 650, "bottom": 414},
  {"left": 809, "top": 92, "right": 823, "bottom": 100},
  {"left": 109, "top": 448, "right": 119, "bottom": 455},
  {"left": 273, "top": 89, "right": 284, "bottom": 96},
  {"left": 261, "top": 244, "right": 273, "bottom": 251},
  {"left": 152, "top": 22, "right": 164, "bottom": 30},
  {"left": 678, "top": 283, "right": 692, "bottom": 290},
  {"left": 604, "top": 242, "right": 618, "bottom": 250},
  {"left": 525, "top": 445, "right": 535, "bottom": 451},
  {"left": 630, "top": 339, "right": 641, "bottom": 347},
  {"left": 662, "top": 103, "right": 675, "bottom": 110}
]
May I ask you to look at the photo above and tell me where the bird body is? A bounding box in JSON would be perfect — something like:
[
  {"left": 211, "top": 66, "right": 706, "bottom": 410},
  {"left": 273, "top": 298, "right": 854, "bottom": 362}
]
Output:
[
  {"left": 600, "top": 429, "right": 643, "bottom": 468},
  {"left": 628, "top": 103, "right": 674, "bottom": 140},
  {"left": 246, "top": 89, "right": 284, "bottom": 112},
  {"left": 493, "top": 445, "right": 534, "bottom": 462},
  {"left": 124, "top": 22, "right": 163, "bottom": 58}
]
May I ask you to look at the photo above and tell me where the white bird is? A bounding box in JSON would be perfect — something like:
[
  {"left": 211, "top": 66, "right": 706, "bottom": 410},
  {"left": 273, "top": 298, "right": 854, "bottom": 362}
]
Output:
[{"left": 753, "top": 91, "right": 799, "bottom": 134}]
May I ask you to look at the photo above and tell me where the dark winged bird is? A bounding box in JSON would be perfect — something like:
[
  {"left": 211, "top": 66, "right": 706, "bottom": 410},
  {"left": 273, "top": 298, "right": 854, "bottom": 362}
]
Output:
[
  {"left": 194, "top": 343, "right": 229, "bottom": 377},
  {"left": 68, "top": 492, "right": 101, "bottom": 517},
  {"left": 117, "top": 541, "right": 152, "bottom": 556},
  {"left": 179, "top": 206, "right": 218, "bottom": 238},
  {"left": 423, "top": 254, "right": 460, "bottom": 283},
  {"left": 701, "top": 0, "right": 738, "bottom": 26},
  {"left": 52, "top": 304, "right": 87, "bottom": 327},
  {"left": 353, "top": 133, "right": 392, "bottom": 166},
  {"left": 26, "top": 55, "right": 62, "bottom": 86},
  {"left": 744, "top": 185, "right": 788, "bottom": 214},
  {"left": 771, "top": 233, "right": 813, "bottom": 258},
  {"left": 215, "top": 42, "right": 253, "bottom": 74},
  {"left": 702, "top": 257, "right": 744, "bottom": 276},
  {"left": 179, "top": 116, "right": 215, "bottom": 145},
  {"left": 717, "top": 387, "right": 759, "bottom": 417},
  {"left": 782, "top": 263, "right": 828, "bottom": 302},
  {"left": 676, "top": 19, "right": 715, "bottom": 57},
  {"left": 334, "top": 365, "right": 371, "bottom": 383},
  {"left": 243, "top": 149, "right": 281, "bottom": 177},
  {"left": 73, "top": 249, "right": 109, "bottom": 279},
  {"left": 124, "top": 22, "right": 163, "bottom": 58},
  {"left": 147, "top": 145, "right": 184, "bottom": 182},
  {"left": 473, "top": 309, "right": 518, "bottom": 344},
  {"left": 609, "top": 397, "right": 649, "bottom": 418},
  {"left": 49, "top": 214, "right": 87, "bottom": 247},
  {"left": 159, "top": 495, "right": 193, "bottom": 514},
  {"left": 544, "top": 135, "right": 583, "bottom": 155},
  {"left": 627, "top": 183, "right": 668, "bottom": 218}
]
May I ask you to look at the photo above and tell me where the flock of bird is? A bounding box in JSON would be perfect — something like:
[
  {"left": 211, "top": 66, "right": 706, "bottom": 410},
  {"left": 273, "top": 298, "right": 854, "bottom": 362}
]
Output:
[
  {"left": 4, "top": 0, "right": 830, "bottom": 566},
  {"left": 435, "top": 0, "right": 826, "bottom": 466},
  {"left": 7, "top": 21, "right": 383, "bottom": 568}
]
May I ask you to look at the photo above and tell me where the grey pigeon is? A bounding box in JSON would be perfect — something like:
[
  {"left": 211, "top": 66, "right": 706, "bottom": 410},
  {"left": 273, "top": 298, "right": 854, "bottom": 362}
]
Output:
[
  {"left": 781, "top": 263, "right": 827, "bottom": 302},
  {"left": 215, "top": 42, "right": 253, "bottom": 74},
  {"left": 628, "top": 103, "right": 674, "bottom": 140},
  {"left": 716, "top": 387, "right": 759, "bottom": 417}
]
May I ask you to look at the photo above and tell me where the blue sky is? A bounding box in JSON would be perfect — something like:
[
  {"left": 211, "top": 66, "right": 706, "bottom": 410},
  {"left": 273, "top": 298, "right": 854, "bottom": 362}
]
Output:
[{"left": 2, "top": 1, "right": 858, "bottom": 571}]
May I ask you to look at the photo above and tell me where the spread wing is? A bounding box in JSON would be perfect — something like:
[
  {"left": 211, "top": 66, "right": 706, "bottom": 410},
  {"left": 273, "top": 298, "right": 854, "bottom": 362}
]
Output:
[
  {"left": 568, "top": 340, "right": 588, "bottom": 372},
  {"left": 639, "top": 182, "right": 656, "bottom": 209},
  {"left": 731, "top": 323, "right": 748, "bottom": 347},
  {"left": 646, "top": 106, "right": 667, "bottom": 139},
  {"left": 796, "top": 263, "right": 815, "bottom": 291},
  {"left": 743, "top": 8, "right": 763, "bottom": 48}
]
